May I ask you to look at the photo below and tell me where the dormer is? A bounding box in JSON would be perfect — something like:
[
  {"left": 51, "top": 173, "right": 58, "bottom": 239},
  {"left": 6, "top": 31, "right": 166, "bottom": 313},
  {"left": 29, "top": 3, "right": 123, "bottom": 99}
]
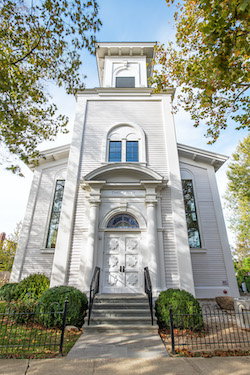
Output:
[{"left": 95, "top": 42, "right": 155, "bottom": 88}]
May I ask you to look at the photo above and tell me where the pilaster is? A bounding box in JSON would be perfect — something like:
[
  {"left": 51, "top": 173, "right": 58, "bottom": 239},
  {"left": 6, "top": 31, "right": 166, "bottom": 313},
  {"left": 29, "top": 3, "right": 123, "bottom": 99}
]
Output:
[
  {"left": 50, "top": 98, "right": 88, "bottom": 287},
  {"left": 161, "top": 96, "right": 195, "bottom": 295}
]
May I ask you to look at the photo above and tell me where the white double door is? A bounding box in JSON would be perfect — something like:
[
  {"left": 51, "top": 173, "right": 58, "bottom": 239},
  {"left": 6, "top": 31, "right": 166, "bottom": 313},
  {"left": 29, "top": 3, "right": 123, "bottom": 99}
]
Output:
[{"left": 103, "top": 232, "right": 143, "bottom": 293}]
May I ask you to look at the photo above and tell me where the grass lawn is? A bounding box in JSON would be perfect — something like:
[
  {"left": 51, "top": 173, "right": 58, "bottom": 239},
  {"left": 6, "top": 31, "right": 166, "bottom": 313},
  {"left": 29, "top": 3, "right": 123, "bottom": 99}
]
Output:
[{"left": 0, "top": 301, "right": 82, "bottom": 358}]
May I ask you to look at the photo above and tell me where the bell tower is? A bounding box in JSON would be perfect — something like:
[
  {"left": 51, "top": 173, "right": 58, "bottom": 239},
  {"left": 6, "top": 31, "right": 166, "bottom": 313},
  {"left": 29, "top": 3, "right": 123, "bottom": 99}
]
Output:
[{"left": 95, "top": 42, "right": 155, "bottom": 88}]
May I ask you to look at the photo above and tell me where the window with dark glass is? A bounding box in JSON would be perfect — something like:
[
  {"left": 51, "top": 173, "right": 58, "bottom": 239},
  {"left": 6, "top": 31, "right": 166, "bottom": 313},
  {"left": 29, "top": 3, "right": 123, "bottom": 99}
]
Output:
[
  {"left": 182, "top": 180, "right": 201, "bottom": 248},
  {"left": 46, "top": 180, "right": 65, "bottom": 248},
  {"left": 107, "top": 214, "right": 139, "bottom": 228},
  {"left": 116, "top": 77, "right": 135, "bottom": 88},
  {"left": 126, "top": 141, "right": 138, "bottom": 162},
  {"left": 109, "top": 141, "right": 122, "bottom": 162}
]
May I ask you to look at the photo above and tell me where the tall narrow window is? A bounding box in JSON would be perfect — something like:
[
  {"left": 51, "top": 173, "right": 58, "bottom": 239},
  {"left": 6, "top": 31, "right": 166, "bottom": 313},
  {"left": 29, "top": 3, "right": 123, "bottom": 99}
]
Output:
[
  {"left": 182, "top": 180, "right": 201, "bottom": 248},
  {"left": 109, "top": 141, "right": 121, "bottom": 162},
  {"left": 126, "top": 141, "right": 138, "bottom": 162},
  {"left": 46, "top": 180, "right": 65, "bottom": 248}
]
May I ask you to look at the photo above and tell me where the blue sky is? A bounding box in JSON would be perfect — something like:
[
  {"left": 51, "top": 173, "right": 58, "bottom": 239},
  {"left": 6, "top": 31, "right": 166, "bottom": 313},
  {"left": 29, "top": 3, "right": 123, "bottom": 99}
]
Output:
[{"left": 0, "top": 0, "right": 248, "bottom": 244}]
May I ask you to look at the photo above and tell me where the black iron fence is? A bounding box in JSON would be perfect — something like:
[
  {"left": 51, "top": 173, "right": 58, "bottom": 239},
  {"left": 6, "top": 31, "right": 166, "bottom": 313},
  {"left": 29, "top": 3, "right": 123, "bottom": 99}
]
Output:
[
  {"left": 165, "top": 303, "right": 250, "bottom": 354},
  {"left": 0, "top": 299, "right": 68, "bottom": 357}
]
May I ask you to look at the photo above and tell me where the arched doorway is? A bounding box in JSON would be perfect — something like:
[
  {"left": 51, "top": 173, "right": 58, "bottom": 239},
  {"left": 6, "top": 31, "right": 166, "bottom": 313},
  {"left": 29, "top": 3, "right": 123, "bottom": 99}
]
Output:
[{"left": 103, "top": 213, "right": 143, "bottom": 293}]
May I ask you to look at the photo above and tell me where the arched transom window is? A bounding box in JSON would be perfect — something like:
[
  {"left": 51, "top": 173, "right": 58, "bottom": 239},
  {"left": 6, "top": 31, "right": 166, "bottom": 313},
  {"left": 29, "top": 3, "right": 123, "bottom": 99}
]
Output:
[
  {"left": 107, "top": 124, "right": 145, "bottom": 163},
  {"left": 107, "top": 214, "right": 139, "bottom": 228}
]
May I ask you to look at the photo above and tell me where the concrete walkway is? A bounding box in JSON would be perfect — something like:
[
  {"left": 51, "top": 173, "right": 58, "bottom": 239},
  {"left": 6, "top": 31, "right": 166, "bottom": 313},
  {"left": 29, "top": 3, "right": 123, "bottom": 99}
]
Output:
[
  {"left": 67, "top": 332, "right": 168, "bottom": 358},
  {"left": 1, "top": 357, "right": 250, "bottom": 375}
]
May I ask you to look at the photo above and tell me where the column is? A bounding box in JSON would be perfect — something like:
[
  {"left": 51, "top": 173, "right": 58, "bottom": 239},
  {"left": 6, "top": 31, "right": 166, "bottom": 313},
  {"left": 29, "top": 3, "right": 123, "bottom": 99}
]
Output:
[
  {"left": 142, "top": 180, "right": 166, "bottom": 293},
  {"left": 78, "top": 181, "right": 104, "bottom": 293},
  {"left": 79, "top": 198, "right": 100, "bottom": 291},
  {"left": 146, "top": 199, "right": 159, "bottom": 279}
]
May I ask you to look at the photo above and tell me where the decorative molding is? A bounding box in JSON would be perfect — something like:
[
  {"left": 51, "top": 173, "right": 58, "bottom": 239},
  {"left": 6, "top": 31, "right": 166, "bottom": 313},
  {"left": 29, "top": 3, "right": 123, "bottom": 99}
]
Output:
[
  {"left": 190, "top": 248, "right": 207, "bottom": 254},
  {"left": 40, "top": 249, "right": 55, "bottom": 254}
]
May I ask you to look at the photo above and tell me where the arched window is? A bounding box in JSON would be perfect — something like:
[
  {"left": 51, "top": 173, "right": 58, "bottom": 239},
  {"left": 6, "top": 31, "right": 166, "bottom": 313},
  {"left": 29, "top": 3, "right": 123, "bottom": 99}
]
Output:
[
  {"left": 107, "top": 124, "right": 145, "bottom": 163},
  {"left": 107, "top": 214, "right": 139, "bottom": 228}
]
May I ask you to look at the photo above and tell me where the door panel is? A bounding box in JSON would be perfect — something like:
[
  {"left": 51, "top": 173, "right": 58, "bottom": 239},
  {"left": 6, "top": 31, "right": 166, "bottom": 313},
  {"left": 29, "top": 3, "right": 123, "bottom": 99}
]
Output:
[{"left": 103, "top": 233, "right": 142, "bottom": 293}]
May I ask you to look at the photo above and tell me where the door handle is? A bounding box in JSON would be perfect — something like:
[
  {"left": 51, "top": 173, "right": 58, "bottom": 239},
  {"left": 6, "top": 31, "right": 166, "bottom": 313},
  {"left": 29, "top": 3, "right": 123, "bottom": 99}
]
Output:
[{"left": 123, "top": 266, "right": 125, "bottom": 272}]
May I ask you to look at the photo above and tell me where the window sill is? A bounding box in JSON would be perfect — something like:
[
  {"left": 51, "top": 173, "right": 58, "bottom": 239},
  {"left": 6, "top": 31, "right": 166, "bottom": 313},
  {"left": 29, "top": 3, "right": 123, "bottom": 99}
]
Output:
[
  {"left": 40, "top": 248, "right": 55, "bottom": 254},
  {"left": 190, "top": 248, "right": 207, "bottom": 254},
  {"left": 101, "top": 162, "right": 147, "bottom": 166}
]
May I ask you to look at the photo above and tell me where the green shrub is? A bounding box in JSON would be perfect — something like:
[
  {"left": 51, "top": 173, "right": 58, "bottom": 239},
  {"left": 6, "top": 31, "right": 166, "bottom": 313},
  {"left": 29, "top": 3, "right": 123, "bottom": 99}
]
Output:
[
  {"left": 38, "top": 286, "right": 88, "bottom": 328},
  {"left": 245, "top": 277, "right": 250, "bottom": 292},
  {"left": 8, "top": 300, "right": 36, "bottom": 324},
  {"left": 14, "top": 274, "right": 49, "bottom": 301},
  {"left": 0, "top": 283, "right": 18, "bottom": 302},
  {"left": 155, "top": 289, "right": 203, "bottom": 331}
]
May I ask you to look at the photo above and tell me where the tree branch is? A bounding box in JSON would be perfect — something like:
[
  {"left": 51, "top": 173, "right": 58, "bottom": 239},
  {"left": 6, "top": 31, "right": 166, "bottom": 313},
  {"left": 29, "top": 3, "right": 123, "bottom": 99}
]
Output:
[
  {"left": 10, "top": 33, "right": 44, "bottom": 65},
  {"left": 234, "top": 85, "right": 250, "bottom": 102}
]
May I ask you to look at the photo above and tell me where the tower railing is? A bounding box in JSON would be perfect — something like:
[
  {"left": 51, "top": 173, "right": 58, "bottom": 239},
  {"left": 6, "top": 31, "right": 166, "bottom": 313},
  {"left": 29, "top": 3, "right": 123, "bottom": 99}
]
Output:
[
  {"left": 144, "top": 266, "right": 154, "bottom": 325},
  {"left": 88, "top": 266, "right": 100, "bottom": 325}
]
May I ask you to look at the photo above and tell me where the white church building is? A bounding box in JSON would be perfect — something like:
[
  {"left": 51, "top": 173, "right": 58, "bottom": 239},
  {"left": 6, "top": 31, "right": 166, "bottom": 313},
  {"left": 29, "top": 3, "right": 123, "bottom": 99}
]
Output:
[{"left": 10, "top": 42, "right": 239, "bottom": 299}]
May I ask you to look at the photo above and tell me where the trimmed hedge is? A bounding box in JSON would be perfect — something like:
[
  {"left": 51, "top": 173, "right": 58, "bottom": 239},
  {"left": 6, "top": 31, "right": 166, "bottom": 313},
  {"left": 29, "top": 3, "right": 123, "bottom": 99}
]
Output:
[
  {"left": 155, "top": 288, "right": 203, "bottom": 331},
  {"left": 0, "top": 283, "right": 18, "bottom": 302},
  {"left": 8, "top": 300, "right": 36, "bottom": 324},
  {"left": 13, "top": 274, "right": 50, "bottom": 301},
  {"left": 38, "top": 286, "right": 88, "bottom": 328}
]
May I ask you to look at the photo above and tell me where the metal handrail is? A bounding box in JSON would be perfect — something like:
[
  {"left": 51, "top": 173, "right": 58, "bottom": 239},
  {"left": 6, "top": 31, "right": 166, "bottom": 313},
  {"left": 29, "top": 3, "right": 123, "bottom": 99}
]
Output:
[
  {"left": 88, "top": 266, "right": 100, "bottom": 325},
  {"left": 144, "top": 267, "right": 153, "bottom": 325}
]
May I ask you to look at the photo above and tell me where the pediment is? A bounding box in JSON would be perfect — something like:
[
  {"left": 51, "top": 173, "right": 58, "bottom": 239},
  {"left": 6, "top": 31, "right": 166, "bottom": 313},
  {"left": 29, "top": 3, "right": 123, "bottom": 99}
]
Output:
[{"left": 83, "top": 163, "right": 164, "bottom": 183}]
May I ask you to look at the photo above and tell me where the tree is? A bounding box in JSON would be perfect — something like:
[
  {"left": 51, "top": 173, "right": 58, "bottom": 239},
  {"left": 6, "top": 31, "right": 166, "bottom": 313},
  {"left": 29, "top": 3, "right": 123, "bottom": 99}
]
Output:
[
  {"left": 242, "top": 257, "right": 250, "bottom": 270},
  {"left": 0, "top": 0, "right": 101, "bottom": 175},
  {"left": 225, "top": 135, "right": 250, "bottom": 262},
  {"left": 0, "top": 222, "right": 22, "bottom": 272},
  {"left": 150, "top": 0, "right": 250, "bottom": 143}
]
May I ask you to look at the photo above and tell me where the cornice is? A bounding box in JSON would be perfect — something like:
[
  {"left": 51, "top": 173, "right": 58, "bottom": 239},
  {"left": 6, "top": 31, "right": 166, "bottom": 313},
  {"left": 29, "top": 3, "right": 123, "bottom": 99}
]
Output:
[
  {"left": 75, "top": 87, "right": 175, "bottom": 99},
  {"left": 177, "top": 143, "right": 228, "bottom": 171}
]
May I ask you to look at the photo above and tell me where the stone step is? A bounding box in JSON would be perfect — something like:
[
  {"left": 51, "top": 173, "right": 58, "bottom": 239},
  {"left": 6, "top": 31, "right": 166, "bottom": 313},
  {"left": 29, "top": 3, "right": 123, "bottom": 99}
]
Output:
[
  {"left": 89, "top": 316, "right": 155, "bottom": 325},
  {"left": 93, "top": 302, "right": 149, "bottom": 310},
  {"left": 91, "top": 309, "right": 153, "bottom": 318},
  {"left": 84, "top": 324, "right": 158, "bottom": 333},
  {"left": 94, "top": 298, "right": 148, "bottom": 305}
]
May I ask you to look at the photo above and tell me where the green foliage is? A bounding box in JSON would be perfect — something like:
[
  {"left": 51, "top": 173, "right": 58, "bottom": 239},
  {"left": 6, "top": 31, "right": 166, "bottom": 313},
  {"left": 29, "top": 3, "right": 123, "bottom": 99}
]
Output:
[
  {"left": 225, "top": 135, "right": 250, "bottom": 262},
  {"left": 38, "top": 286, "right": 88, "bottom": 328},
  {"left": 237, "top": 268, "right": 249, "bottom": 285},
  {"left": 0, "top": 0, "right": 102, "bottom": 174},
  {"left": 0, "top": 222, "right": 21, "bottom": 271},
  {"left": 246, "top": 277, "right": 250, "bottom": 292},
  {"left": 236, "top": 267, "right": 250, "bottom": 293},
  {"left": 155, "top": 289, "right": 203, "bottom": 331},
  {"left": 8, "top": 300, "right": 36, "bottom": 324},
  {"left": 0, "top": 282, "right": 18, "bottom": 302},
  {"left": 13, "top": 274, "right": 50, "bottom": 301},
  {"left": 150, "top": 0, "right": 250, "bottom": 143},
  {"left": 242, "top": 257, "right": 250, "bottom": 270}
]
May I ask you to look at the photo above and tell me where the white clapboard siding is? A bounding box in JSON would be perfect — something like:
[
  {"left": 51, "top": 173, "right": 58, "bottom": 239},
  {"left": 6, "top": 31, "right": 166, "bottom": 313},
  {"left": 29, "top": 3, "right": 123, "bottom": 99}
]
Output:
[
  {"left": 180, "top": 162, "right": 229, "bottom": 287},
  {"left": 161, "top": 188, "right": 180, "bottom": 288},
  {"left": 67, "top": 187, "right": 89, "bottom": 286},
  {"left": 21, "top": 164, "right": 67, "bottom": 280},
  {"left": 80, "top": 100, "right": 168, "bottom": 177}
]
